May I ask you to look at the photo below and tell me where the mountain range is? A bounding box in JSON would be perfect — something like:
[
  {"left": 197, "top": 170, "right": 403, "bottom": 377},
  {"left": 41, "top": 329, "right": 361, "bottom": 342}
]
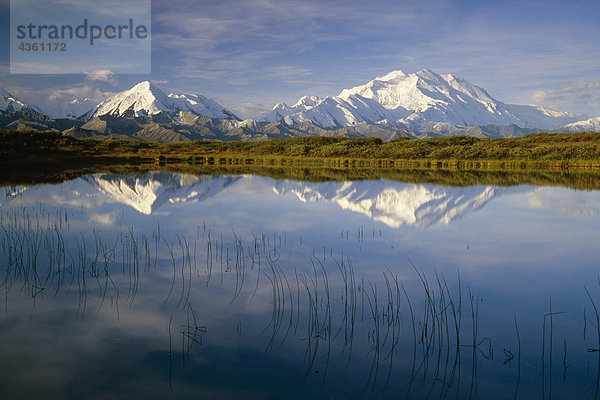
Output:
[
  {"left": 262, "top": 70, "right": 577, "bottom": 131},
  {"left": 1, "top": 69, "right": 597, "bottom": 141}
]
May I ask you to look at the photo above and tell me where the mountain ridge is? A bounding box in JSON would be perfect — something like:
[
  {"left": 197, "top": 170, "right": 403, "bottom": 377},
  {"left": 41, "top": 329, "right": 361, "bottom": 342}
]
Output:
[
  {"left": 563, "top": 116, "right": 600, "bottom": 132},
  {"left": 84, "top": 81, "right": 241, "bottom": 121},
  {"left": 0, "top": 87, "right": 40, "bottom": 113},
  {"left": 1, "top": 69, "right": 598, "bottom": 141},
  {"left": 262, "top": 69, "right": 579, "bottom": 130}
]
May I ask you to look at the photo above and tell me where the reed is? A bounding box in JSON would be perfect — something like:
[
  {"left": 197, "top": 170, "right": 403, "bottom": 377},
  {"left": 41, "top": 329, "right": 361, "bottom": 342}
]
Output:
[{"left": 1, "top": 203, "right": 598, "bottom": 399}]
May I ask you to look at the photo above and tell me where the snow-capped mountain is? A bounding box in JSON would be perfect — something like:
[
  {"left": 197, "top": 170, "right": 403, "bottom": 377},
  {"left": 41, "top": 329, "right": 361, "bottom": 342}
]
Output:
[
  {"left": 262, "top": 69, "right": 578, "bottom": 130},
  {"left": 562, "top": 116, "right": 600, "bottom": 132},
  {"left": 263, "top": 94, "right": 402, "bottom": 127},
  {"left": 84, "top": 81, "right": 240, "bottom": 120},
  {"left": 36, "top": 95, "right": 102, "bottom": 119},
  {"left": 1, "top": 71, "right": 587, "bottom": 139},
  {"left": 0, "top": 87, "right": 34, "bottom": 112}
]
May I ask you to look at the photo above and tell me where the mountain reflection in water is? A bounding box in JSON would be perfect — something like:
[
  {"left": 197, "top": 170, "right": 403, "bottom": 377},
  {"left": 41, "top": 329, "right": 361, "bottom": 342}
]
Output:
[
  {"left": 3, "top": 172, "right": 508, "bottom": 227},
  {"left": 0, "top": 172, "right": 599, "bottom": 399}
]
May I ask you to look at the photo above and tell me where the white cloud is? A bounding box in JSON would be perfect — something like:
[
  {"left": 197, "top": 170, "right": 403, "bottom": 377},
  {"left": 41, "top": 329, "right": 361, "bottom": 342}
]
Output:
[
  {"left": 528, "top": 188, "right": 600, "bottom": 218},
  {"left": 533, "top": 81, "right": 600, "bottom": 102},
  {"left": 531, "top": 90, "right": 550, "bottom": 104},
  {"left": 3, "top": 0, "right": 599, "bottom": 115},
  {"left": 85, "top": 70, "right": 118, "bottom": 84},
  {"left": 7, "top": 85, "right": 115, "bottom": 118},
  {"left": 282, "top": 80, "right": 340, "bottom": 86},
  {"left": 530, "top": 81, "right": 600, "bottom": 116},
  {"left": 150, "top": 0, "right": 452, "bottom": 84},
  {"left": 224, "top": 103, "right": 271, "bottom": 120},
  {"left": 88, "top": 212, "right": 117, "bottom": 225}
]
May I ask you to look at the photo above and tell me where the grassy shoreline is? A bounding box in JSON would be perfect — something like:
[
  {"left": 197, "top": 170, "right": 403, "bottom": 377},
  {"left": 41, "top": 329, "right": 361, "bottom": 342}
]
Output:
[
  {"left": 2, "top": 128, "right": 600, "bottom": 172},
  {"left": 1, "top": 129, "right": 600, "bottom": 189},
  {"left": 0, "top": 130, "right": 600, "bottom": 168}
]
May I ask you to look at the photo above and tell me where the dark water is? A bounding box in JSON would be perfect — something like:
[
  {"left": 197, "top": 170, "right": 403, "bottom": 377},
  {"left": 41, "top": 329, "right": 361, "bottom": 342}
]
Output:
[{"left": 1, "top": 172, "right": 600, "bottom": 399}]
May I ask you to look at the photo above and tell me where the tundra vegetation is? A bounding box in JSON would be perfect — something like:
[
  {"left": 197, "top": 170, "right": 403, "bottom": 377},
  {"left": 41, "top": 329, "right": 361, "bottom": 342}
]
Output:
[{"left": 2, "top": 129, "right": 600, "bottom": 188}]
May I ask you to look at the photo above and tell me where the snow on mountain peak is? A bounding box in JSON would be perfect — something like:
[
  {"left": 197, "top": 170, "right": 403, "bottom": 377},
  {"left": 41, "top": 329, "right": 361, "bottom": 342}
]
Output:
[
  {"left": 0, "top": 87, "right": 31, "bottom": 112},
  {"left": 563, "top": 115, "right": 600, "bottom": 132},
  {"left": 167, "top": 92, "right": 240, "bottom": 120},
  {"left": 339, "top": 68, "right": 493, "bottom": 112},
  {"left": 293, "top": 95, "right": 322, "bottom": 109},
  {"left": 87, "top": 81, "right": 170, "bottom": 118},
  {"left": 85, "top": 82, "right": 239, "bottom": 120},
  {"left": 135, "top": 81, "right": 152, "bottom": 90},
  {"left": 273, "top": 102, "right": 288, "bottom": 109},
  {"left": 377, "top": 70, "right": 409, "bottom": 82},
  {"left": 45, "top": 96, "right": 101, "bottom": 119},
  {"left": 263, "top": 68, "right": 579, "bottom": 130}
]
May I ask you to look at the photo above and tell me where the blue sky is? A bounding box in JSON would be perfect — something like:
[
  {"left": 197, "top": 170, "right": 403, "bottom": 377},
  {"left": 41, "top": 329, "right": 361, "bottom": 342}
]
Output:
[{"left": 1, "top": 0, "right": 600, "bottom": 118}]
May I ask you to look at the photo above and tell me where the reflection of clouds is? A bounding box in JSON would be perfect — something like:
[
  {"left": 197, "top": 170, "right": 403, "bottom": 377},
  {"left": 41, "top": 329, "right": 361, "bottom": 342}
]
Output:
[
  {"left": 1, "top": 180, "right": 107, "bottom": 210},
  {"left": 0, "top": 247, "right": 283, "bottom": 398},
  {"left": 0, "top": 295, "right": 172, "bottom": 398},
  {"left": 528, "top": 188, "right": 600, "bottom": 218},
  {"left": 88, "top": 212, "right": 117, "bottom": 225}
]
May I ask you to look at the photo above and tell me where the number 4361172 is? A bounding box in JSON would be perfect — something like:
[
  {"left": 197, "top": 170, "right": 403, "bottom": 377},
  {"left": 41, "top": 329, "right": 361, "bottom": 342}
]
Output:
[{"left": 18, "top": 42, "right": 66, "bottom": 52}]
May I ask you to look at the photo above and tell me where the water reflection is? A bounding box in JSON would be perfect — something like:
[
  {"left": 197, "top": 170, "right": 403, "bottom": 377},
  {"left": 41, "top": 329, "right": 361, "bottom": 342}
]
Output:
[
  {"left": 273, "top": 180, "right": 501, "bottom": 228},
  {"left": 0, "top": 172, "right": 600, "bottom": 399},
  {"left": 3, "top": 172, "right": 511, "bottom": 228}
]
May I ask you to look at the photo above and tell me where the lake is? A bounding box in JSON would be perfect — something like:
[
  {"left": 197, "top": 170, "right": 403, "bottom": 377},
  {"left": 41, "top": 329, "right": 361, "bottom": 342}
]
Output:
[{"left": 1, "top": 171, "right": 600, "bottom": 399}]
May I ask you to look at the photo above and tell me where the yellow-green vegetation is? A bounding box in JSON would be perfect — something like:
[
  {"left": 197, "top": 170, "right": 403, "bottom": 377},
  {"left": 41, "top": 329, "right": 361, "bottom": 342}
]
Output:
[
  {"left": 2, "top": 129, "right": 600, "bottom": 189},
  {"left": 2, "top": 129, "right": 600, "bottom": 169}
]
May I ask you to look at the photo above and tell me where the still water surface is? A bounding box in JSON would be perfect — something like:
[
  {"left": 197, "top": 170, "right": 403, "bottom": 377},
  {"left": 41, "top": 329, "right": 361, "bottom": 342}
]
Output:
[{"left": 1, "top": 172, "right": 599, "bottom": 399}]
